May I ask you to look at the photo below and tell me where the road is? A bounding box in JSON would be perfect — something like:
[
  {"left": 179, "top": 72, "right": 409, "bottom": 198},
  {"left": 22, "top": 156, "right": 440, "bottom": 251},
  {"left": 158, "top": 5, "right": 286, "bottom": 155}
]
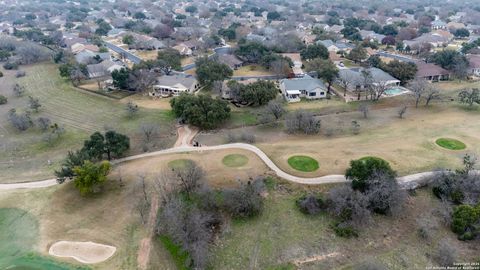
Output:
[
  {"left": 104, "top": 42, "right": 142, "bottom": 64},
  {"left": 0, "top": 142, "right": 455, "bottom": 190}
]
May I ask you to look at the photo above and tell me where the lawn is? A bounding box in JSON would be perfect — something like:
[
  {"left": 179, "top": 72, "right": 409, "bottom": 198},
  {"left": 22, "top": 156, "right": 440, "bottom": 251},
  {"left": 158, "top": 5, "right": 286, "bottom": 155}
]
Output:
[
  {"left": 287, "top": 155, "right": 319, "bottom": 172},
  {"left": 233, "top": 65, "right": 275, "bottom": 77},
  {"left": 222, "top": 154, "right": 249, "bottom": 167},
  {"left": 0, "top": 63, "right": 175, "bottom": 183},
  {"left": 168, "top": 159, "right": 194, "bottom": 169},
  {"left": 435, "top": 138, "right": 467, "bottom": 150}
]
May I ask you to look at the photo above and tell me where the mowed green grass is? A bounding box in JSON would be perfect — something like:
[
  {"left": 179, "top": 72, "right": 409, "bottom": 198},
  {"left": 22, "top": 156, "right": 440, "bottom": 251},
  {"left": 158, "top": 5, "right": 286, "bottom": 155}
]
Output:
[
  {"left": 287, "top": 155, "right": 319, "bottom": 172},
  {"left": 168, "top": 159, "right": 194, "bottom": 170},
  {"left": 435, "top": 138, "right": 467, "bottom": 150},
  {"left": 0, "top": 63, "right": 175, "bottom": 182},
  {"left": 0, "top": 208, "right": 85, "bottom": 270},
  {"left": 222, "top": 154, "right": 249, "bottom": 167}
]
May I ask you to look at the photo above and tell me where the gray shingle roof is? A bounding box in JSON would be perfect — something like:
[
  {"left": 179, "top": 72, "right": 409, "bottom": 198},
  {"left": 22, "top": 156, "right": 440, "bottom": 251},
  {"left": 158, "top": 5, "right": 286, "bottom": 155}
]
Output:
[{"left": 281, "top": 74, "right": 326, "bottom": 93}]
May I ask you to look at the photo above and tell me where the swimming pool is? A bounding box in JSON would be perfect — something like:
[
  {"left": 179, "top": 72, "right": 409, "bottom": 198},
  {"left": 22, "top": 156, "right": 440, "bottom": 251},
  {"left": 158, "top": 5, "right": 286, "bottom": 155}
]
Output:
[{"left": 385, "top": 87, "right": 405, "bottom": 95}]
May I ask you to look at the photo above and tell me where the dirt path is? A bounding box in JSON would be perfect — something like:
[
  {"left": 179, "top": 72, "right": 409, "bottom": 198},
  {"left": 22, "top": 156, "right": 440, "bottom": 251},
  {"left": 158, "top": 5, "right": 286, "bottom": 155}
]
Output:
[
  {"left": 137, "top": 194, "right": 159, "bottom": 270},
  {"left": 1, "top": 143, "right": 466, "bottom": 190},
  {"left": 173, "top": 125, "right": 198, "bottom": 148}
]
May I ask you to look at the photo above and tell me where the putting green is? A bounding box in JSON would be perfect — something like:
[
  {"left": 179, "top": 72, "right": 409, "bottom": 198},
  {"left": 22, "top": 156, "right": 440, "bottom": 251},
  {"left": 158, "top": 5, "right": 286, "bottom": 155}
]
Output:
[
  {"left": 436, "top": 138, "right": 466, "bottom": 150},
  {"left": 0, "top": 208, "right": 87, "bottom": 270},
  {"left": 287, "top": 155, "right": 319, "bottom": 172},
  {"left": 222, "top": 154, "right": 249, "bottom": 167},
  {"left": 168, "top": 159, "right": 194, "bottom": 170}
]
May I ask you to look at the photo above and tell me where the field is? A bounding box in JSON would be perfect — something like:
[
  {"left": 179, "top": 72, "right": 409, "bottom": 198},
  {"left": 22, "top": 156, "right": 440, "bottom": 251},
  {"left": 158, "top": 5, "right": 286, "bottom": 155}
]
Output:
[
  {"left": 0, "top": 63, "right": 175, "bottom": 183},
  {"left": 210, "top": 181, "right": 479, "bottom": 269}
]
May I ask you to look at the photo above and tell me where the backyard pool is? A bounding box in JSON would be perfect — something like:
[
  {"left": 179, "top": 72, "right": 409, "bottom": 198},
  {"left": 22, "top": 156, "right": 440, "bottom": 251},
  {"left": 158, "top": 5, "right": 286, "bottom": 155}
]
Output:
[{"left": 385, "top": 87, "right": 407, "bottom": 96}]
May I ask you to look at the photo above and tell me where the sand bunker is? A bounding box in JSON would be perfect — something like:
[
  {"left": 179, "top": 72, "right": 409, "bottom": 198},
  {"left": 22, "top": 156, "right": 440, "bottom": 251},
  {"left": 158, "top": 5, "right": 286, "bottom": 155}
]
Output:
[{"left": 48, "top": 241, "right": 116, "bottom": 264}]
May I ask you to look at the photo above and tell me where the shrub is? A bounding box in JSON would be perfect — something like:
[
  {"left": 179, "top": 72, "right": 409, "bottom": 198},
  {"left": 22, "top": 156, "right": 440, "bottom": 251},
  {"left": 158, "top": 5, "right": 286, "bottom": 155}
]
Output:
[
  {"left": 8, "top": 109, "right": 33, "bottom": 131},
  {"left": 0, "top": 95, "right": 7, "bottom": 105},
  {"left": 0, "top": 71, "right": 3, "bottom": 77},
  {"left": 285, "top": 110, "right": 320, "bottom": 134},
  {"left": 15, "top": 70, "right": 26, "bottom": 78},
  {"left": 354, "top": 260, "right": 388, "bottom": 270},
  {"left": 434, "top": 239, "right": 457, "bottom": 267},
  {"left": 3, "top": 61, "right": 18, "bottom": 70},
  {"left": 296, "top": 194, "right": 326, "bottom": 215},
  {"left": 451, "top": 204, "right": 480, "bottom": 240},
  {"left": 331, "top": 222, "right": 358, "bottom": 238},
  {"left": 222, "top": 179, "right": 264, "bottom": 218},
  {"left": 346, "top": 157, "right": 396, "bottom": 192}
]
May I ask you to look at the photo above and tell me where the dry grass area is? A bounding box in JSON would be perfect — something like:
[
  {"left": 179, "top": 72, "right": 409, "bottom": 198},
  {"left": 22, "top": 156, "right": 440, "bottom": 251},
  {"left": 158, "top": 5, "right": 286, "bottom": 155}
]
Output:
[
  {"left": 259, "top": 105, "right": 480, "bottom": 177},
  {"left": 181, "top": 56, "right": 195, "bottom": 66},
  {"left": 114, "top": 148, "right": 270, "bottom": 188},
  {"left": 233, "top": 65, "right": 275, "bottom": 76},
  {"left": 135, "top": 50, "right": 159, "bottom": 61},
  {"left": 121, "top": 94, "right": 173, "bottom": 110}
]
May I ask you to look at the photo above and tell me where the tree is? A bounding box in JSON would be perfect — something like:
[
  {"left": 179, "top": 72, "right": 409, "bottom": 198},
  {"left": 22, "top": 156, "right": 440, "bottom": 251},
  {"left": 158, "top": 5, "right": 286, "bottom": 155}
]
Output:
[
  {"left": 185, "top": 5, "right": 198, "bottom": 14},
  {"left": 125, "top": 101, "right": 139, "bottom": 117},
  {"left": 265, "top": 100, "right": 285, "bottom": 120},
  {"left": 55, "top": 149, "right": 90, "bottom": 182},
  {"left": 435, "top": 240, "right": 457, "bottom": 266},
  {"left": 451, "top": 204, "right": 480, "bottom": 240},
  {"left": 345, "top": 157, "right": 396, "bottom": 192},
  {"left": 104, "top": 130, "right": 130, "bottom": 160},
  {"left": 73, "top": 160, "right": 111, "bottom": 195},
  {"left": 157, "top": 49, "right": 182, "bottom": 72},
  {"left": 454, "top": 28, "right": 470, "bottom": 38},
  {"left": 381, "top": 36, "right": 396, "bottom": 46},
  {"left": 429, "top": 50, "right": 467, "bottom": 72},
  {"left": 285, "top": 110, "right": 321, "bottom": 134},
  {"left": 382, "top": 60, "right": 417, "bottom": 85},
  {"left": 297, "top": 194, "right": 325, "bottom": 215},
  {"left": 424, "top": 86, "right": 441, "bottom": 106},
  {"left": 358, "top": 103, "right": 370, "bottom": 118},
  {"left": 408, "top": 78, "right": 428, "bottom": 108},
  {"left": 82, "top": 132, "right": 106, "bottom": 161},
  {"left": 8, "top": 109, "right": 32, "bottom": 131},
  {"left": 328, "top": 185, "right": 371, "bottom": 228},
  {"left": 133, "top": 12, "right": 147, "bottom": 20},
  {"left": 0, "top": 95, "right": 7, "bottom": 105},
  {"left": 305, "top": 58, "right": 339, "bottom": 92},
  {"left": 12, "top": 83, "right": 25, "bottom": 97},
  {"left": 152, "top": 24, "right": 173, "bottom": 39},
  {"left": 398, "top": 105, "right": 407, "bottom": 119},
  {"left": 122, "top": 34, "right": 135, "bottom": 45},
  {"left": 267, "top": 11, "right": 282, "bottom": 21},
  {"left": 0, "top": 49, "right": 10, "bottom": 61},
  {"left": 458, "top": 88, "right": 480, "bottom": 107},
  {"left": 222, "top": 179, "right": 264, "bottom": 218},
  {"left": 300, "top": 44, "right": 328, "bottom": 61},
  {"left": 364, "top": 171, "right": 406, "bottom": 215},
  {"left": 28, "top": 96, "right": 41, "bottom": 112},
  {"left": 111, "top": 68, "right": 130, "bottom": 89},
  {"left": 381, "top": 25, "right": 398, "bottom": 36},
  {"left": 37, "top": 117, "right": 51, "bottom": 131},
  {"left": 170, "top": 94, "right": 231, "bottom": 129},
  {"left": 240, "top": 80, "right": 278, "bottom": 106},
  {"left": 195, "top": 58, "right": 233, "bottom": 86},
  {"left": 347, "top": 45, "right": 368, "bottom": 63}
]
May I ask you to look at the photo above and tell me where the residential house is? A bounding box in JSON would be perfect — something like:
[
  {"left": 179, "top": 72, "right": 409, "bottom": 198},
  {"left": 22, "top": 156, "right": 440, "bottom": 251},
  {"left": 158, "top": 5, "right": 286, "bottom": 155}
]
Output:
[
  {"left": 415, "top": 62, "right": 451, "bottom": 82},
  {"left": 216, "top": 54, "right": 243, "bottom": 70},
  {"left": 75, "top": 50, "right": 111, "bottom": 64},
  {"left": 316, "top": 40, "right": 354, "bottom": 53},
  {"left": 279, "top": 74, "right": 327, "bottom": 102},
  {"left": 337, "top": 67, "right": 400, "bottom": 92},
  {"left": 431, "top": 19, "right": 447, "bottom": 30},
  {"left": 359, "top": 30, "right": 385, "bottom": 43},
  {"left": 403, "top": 32, "right": 450, "bottom": 50},
  {"left": 86, "top": 60, "right": 124, "bottom": 78},
  {"left": 151, "top": 74, "right": 199, "bottom": 97},
  {"left": 172, "top": 43, "right": 193, "bottom": 56},
  {"left": 467, "top": 54, "right": 480, "bottom": 76}
]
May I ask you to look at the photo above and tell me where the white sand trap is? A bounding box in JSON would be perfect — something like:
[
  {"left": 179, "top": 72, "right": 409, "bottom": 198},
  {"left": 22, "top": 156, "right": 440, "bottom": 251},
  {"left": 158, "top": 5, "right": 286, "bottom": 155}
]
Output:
[{"left": 48, "top": 241, "right": 116, "bottom": 264}]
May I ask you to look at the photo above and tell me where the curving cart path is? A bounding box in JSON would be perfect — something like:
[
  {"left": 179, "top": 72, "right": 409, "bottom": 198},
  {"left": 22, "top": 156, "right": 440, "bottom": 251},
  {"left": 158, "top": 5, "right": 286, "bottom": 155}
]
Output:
[{"left": 0, "top": 142, "right": 451, "bottom": 190}]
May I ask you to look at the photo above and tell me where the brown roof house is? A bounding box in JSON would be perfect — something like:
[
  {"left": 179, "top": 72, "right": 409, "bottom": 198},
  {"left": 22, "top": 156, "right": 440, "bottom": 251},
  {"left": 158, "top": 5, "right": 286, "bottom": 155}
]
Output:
[
  {"left": 415, "top": 62, "right": 451, "bottom": 82},
  {"left": 467, "top": 54, "right": 480, "bottom": 77}
]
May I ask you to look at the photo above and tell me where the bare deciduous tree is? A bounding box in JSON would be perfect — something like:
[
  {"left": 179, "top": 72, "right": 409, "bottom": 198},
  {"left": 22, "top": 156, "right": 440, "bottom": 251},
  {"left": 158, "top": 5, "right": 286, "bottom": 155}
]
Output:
[
  {"left": 434, "top": 239, "right": 456, "bottom": 267},
  {"left": 37, "top": 117, "right": 51, "bottom": 132},
  {"left": 359, "top": 103, "right": 370, "bottom": 119},
  {"left": 424, "top": 86, "right": 441, "bottom": 106},
  {"left": 408, "top": 78, "right": 428, "bottom": 108},
  {"left": 397, "top": 105, "right": 408, "bottom": 119},
  {"left": 328, "top": 185, "right": 372, "bottom": 228},
  {"left": 285, "top": 110, "right": 321, "bottom": 134}
]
